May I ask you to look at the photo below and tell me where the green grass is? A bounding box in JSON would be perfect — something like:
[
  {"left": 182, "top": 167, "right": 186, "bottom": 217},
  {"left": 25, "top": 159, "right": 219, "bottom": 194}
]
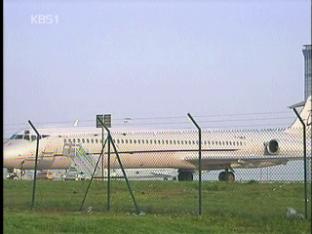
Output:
[{"left": 3, "top": 180, "right": 311, "bottom": 233}]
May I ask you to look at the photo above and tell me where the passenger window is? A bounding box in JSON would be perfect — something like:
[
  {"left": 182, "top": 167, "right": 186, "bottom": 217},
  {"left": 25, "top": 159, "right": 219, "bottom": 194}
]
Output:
[
  {"left": 91, "top": 139, "right": 94, "bottom": 143},
  {"left": 166, "top": 140, "right": 169, "bottom": 144},
  {"left": 158, "top": 140, "right": 161, "bottom": 144},
  {"left": 96, "top": 139, "right": 98, "bottom": 143},
  {"left": 154, "top": 140, "right": 157, "bottom": 144},
  {"left": 87, "top": 139, "right": 90, "bottom": 143},
  {"left": 78, "top": 139, "right": 81, "bottom": 143},
  {"left": 138, "top": 140, "right": 140, "bottom": 144},
  {"left": 64, "top": 139, "right": 67, "bottom": 143},
  {"left": 170, "top": 140, "right": 173, "bottom": 144},
  {"left": 177, "top": 140, "right": 180, "bottom": 144},
  {"left": 82, "top": 139, "right": 85, "bottom": 143},
  {"left": 117, "top": 139, "right": 120, "bottom": 144},
  {"left": 150, "top": 140, "right": 153, "bottom": 144},
  {"left": 134, "top": 140, "right": 137, "bottom": 144},
  {"left": 73, "top": 139, "right": 76, "bottom": 143},
  {"left": 31, "top": 135, "right": 37, "bottom": 141},
  {"left": 121, "top": 139, "right": 124, "bottom": 144},
  {"left": 125, "top": 139, "right": 128, "bottom": 144},
  {"left": 173, "top": 140, "right": 176, "bottom": 144},
  {"left": 129, "top": 139, "right": 132, "bottom": 144}
]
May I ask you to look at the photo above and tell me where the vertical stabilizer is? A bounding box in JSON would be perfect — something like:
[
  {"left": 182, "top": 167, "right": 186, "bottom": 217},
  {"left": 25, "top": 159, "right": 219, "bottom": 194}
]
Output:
[
  {"left": 288, "top": 96, "right": 311, "bottom": 130},
  {"left": 73, "top": 120, "right": 79, "bottom": 127}
]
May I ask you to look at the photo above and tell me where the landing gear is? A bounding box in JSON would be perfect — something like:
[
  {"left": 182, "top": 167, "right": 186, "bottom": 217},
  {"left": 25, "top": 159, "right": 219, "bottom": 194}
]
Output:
[
  {"left": 178, "top": 169, "right": 194, "bottom": 181},
  {"left": 6, "top": 169, "right": 19, "bottom": 180},
  {"left": 20, "top": 169, "right": 25, "bottom": 178},
  {"left": 6, "top": 173, "right": 18, "bottom": 180},
  {"left": 218, "top": 169, "right": 235, "bottom": 182}
]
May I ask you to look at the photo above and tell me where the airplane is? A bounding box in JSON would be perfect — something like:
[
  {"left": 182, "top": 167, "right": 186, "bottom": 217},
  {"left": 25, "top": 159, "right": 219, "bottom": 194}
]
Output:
[{"left": 3, "top": 96, "right": 311, "bottom": 182}]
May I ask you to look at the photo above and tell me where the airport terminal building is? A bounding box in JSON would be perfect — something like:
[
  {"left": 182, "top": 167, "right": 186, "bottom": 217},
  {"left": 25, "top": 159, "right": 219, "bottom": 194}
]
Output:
[{"left": 303, "top": 45, "right": 311, "bottom": 100}]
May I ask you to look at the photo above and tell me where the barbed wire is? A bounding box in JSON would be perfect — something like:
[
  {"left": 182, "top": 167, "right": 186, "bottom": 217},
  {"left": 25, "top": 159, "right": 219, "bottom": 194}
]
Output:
[
  {"left": 3, "top": 111, "right": 294, "bottom": 128},
  {"left": 113, "top": 116, "right": 293, "bottom": 126},
  {"left": 3, "top": 121, "right": 291, "bottom": 132}
]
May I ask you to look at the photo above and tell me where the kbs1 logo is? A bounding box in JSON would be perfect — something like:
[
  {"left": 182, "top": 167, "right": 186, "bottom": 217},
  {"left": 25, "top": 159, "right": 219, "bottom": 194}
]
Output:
[{"left": 30, "top": 14, "right": 59, "bottom": 25}]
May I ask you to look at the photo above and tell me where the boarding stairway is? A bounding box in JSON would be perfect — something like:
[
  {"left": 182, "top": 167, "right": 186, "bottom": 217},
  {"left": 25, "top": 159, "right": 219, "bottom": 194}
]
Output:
[{"left": 63, "top": 143, "right": 102, "bottom": 180}]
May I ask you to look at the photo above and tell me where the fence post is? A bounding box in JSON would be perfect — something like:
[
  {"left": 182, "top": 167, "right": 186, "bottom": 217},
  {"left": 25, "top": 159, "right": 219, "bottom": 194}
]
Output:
[
  {"left": 292, "top": 108, "right": 308, "bottom": 219},
  {"left": 187, "top": 113, "right": 202, "bottom": 216},
  {"left": 28, "top": 120, "right": 40, "bottom": 209},
  {"left": 97, "top": 117, "right": 140, "bottom": 214},
  {"left": 102, "top": 127, "right": 104, "bottom": 179},
  {"left": 107, "top": 133, "right": 111, "bottom": 211}
]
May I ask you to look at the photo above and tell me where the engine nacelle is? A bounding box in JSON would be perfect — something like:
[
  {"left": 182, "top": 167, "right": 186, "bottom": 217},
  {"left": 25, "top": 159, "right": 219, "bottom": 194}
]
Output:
[{"left": 264, "top": 139, "right": 279, "bottom": 155}]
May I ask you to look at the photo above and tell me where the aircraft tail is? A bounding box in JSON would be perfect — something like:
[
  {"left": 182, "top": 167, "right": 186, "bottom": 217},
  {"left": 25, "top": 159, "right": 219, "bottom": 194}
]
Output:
[{"left": 288, "top": 96, "right": 311, "bottom": 130}]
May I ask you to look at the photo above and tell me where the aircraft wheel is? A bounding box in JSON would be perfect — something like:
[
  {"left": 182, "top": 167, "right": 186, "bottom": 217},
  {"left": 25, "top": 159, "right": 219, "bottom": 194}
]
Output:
[
  {"left": 178, "top": 171, "right": 193, "bottom": 181},
  {"left": 218, "top": 171, "right": 226, "bottom": 181},
  {"left": 219, "top": 171, "right": 235, "bottom": 182},
  {"left": 225, "top": 172, "right": 235, "bottom": 182}
]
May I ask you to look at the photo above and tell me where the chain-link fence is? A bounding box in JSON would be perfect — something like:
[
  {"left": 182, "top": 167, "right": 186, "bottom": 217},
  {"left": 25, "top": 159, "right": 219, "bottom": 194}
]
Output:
[
  {"left": 93, "top": 125, "right": 311, "bottom": 217},
  {"left": 3, "top": 110, "right": 312, "bottom": 221}
]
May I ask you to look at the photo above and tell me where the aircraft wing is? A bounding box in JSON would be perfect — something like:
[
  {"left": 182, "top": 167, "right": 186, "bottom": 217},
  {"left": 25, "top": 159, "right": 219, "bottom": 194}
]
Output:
[{"left": 184, "top": 155, "right": 305, "bottom": 170}]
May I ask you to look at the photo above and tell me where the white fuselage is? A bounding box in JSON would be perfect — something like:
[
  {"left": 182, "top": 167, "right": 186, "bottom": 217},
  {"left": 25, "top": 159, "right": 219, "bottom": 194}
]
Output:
[{"left": 3, "top": 126, "right": 307, "bottom": 171}]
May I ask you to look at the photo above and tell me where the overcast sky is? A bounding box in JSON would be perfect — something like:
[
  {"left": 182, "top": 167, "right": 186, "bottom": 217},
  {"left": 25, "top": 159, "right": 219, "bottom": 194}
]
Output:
[{"left": 3, "top": 0, "right": 311, "bottom": 137}]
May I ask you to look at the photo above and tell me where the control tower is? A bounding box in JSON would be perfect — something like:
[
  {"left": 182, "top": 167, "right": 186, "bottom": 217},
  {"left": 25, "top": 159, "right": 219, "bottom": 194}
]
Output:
[{"left": 303, "top": 45, "right": 311, "bottom": 100}]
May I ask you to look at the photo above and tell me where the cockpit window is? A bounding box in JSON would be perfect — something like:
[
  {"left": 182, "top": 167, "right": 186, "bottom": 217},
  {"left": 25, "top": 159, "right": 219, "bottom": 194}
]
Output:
[
  {"left": 15, "top": 135, "right": 23, "bottom": 139},
  {"left": 9, "top": 134, "right": 17, "bottom": 140},
  {"left": 24, "top": 135, "right": 30, "bottom": 141}
]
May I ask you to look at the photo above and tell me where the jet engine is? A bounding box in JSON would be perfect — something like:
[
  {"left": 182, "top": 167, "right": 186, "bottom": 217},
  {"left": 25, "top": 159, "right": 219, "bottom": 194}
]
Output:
[{"left": 264, "top": 139, "right": 279, "bottom": 155}]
